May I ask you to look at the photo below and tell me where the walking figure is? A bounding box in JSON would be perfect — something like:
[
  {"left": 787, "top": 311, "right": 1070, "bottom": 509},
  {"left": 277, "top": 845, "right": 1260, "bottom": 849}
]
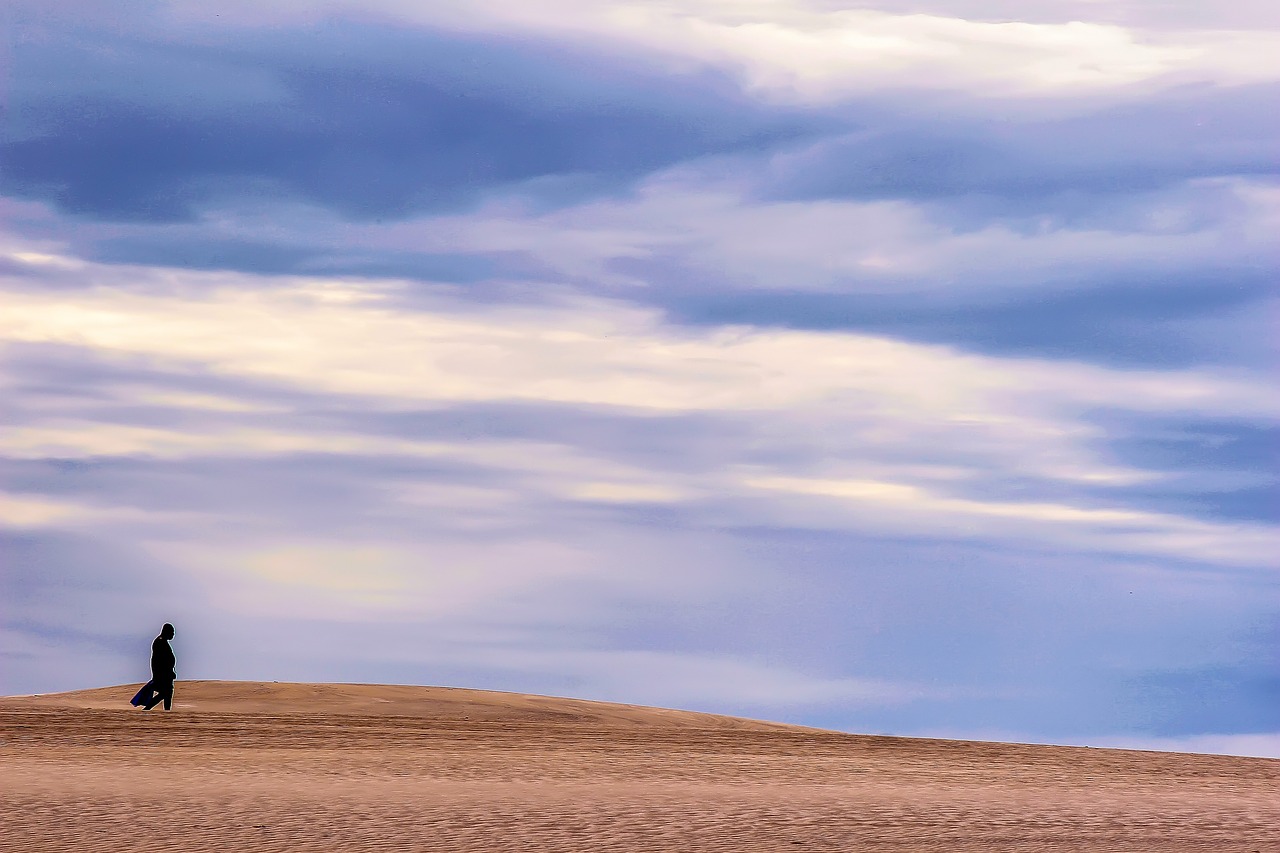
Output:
[{"left": 130, "top": 623, "right": 176, "bottom": 711}]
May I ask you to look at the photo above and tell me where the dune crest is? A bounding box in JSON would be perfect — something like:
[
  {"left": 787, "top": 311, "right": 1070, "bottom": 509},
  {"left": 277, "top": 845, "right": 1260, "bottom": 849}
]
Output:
[{"left": 4, "top": 679, "right": 803, "bottom": 730}]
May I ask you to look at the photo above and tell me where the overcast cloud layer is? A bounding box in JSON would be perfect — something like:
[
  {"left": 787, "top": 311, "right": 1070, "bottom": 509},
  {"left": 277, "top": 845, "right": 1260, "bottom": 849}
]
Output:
[{"left": 2, "top": 1, "right": 1277, "bottom": 757}]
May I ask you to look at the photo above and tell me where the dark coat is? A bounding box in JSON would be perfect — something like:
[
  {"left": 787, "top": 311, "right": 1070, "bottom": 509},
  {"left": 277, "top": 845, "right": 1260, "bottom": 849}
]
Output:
[{"left": 151, "top": 636, "right": 176, "bottom": 683}]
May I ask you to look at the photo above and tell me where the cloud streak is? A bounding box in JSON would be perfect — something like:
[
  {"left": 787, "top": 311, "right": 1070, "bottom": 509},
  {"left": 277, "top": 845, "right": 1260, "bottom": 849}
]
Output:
[
  {"left": 159, "top": 1, "right": 1280, "bottom": 99},
  {"left": 3, "top": 252, "right": 1275, "bottom": 575}
]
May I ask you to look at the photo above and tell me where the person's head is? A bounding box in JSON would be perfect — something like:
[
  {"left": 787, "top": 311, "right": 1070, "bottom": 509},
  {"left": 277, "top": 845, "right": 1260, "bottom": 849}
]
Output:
[{"left": 161, "top": 623, "right": 175, "bottom": 640}]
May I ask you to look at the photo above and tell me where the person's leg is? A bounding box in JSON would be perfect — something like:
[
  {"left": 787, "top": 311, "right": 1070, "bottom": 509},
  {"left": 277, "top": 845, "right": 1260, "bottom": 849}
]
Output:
[
  {"left": 143, "top": 680, "right": 170, "bottom": 710},
  {"left": 149, "top": 680, "right": 174, "bottom": 711}
]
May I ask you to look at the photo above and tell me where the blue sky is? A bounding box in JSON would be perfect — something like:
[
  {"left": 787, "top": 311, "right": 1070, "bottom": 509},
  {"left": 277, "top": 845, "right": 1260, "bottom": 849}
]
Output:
[{"left": 2, "top": 1, "right": 1277, "bottom": 757}]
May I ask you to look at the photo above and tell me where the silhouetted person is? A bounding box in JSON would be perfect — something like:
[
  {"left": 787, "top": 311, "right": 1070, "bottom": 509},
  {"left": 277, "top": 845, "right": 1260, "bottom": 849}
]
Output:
[{"left": 130, "top": 623, "right": 176, "bottom": 711}]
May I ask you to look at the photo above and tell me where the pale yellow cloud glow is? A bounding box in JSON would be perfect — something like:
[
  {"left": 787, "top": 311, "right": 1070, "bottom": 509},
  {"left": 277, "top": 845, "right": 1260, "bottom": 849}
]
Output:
[
  {"left": 0, "top": 494, "right": 85, "bottom": 527},
  {"left": 240, "top": 546, "right": 408, "bottom": 608},
  {"left": 0, "top": 492, "right": 202, "bottom": 529},
  {"left": 3, "top": 251, "right": 1275, "bottom": 569},
  {"left": 3, "top": 265, "right": 1274, "bottom": 422},
  {"left": 10, "top": 252, "right": 82, "bottom": 268},
  {"left": 566, "top": 481, "right": 692, "bottom": 504},
  {"left": 744, "top": 475, "right": 1280, "bottom": 566},
  {"left": 161, "top": 534, "right": 623, "bottom": 623}
]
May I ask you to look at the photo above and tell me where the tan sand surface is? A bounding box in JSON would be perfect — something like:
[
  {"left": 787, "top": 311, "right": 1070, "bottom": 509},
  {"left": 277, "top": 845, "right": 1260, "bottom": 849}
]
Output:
[{"left": 2, "top": 680, "right": 1276, "bottom": 852}]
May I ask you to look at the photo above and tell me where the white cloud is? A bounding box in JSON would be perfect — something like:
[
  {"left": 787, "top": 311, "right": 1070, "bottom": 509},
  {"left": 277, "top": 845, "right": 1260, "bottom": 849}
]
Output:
[
  {"left": 402, "top": 175, "right": 1280, "bottom": 296},
  {"left": 0, "top": 491, "right": 206, "bottom": 530},
  {"left": 159, "top": 0, "right": 1280, "bottom": 100},
  {"left": 3, "top": 251, "right": 1276, "bottom": 571},
  {"left": 163, "top": 538, "right": 608, "bottom": 621},
  {"left": 0, "top": 493, "right": 93, "bottom": 528},
  {"left": 4, "top": 254, "right": 1275, "bottom": 421},
  {"left": 65, "top": 175, "right": 1277, "bottom": 309},
  {"left": 744, "top": 474, "right": 1280, "bottom": 567}
]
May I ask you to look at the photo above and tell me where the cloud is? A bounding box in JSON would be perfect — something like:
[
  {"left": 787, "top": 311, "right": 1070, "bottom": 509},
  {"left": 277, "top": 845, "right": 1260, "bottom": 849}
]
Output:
[
  {"left": 1089, "top": 414, "right": 1280, "bottom": 524},
  {"left": 6, "top": 250, "right": 1277, "bottom": 416},
  {"left": 3, "top": 21, "right": 811, "bottom": 222},
  {"left": 420, "top": 174, "right": 1280, "bottom": 296},
  {"left": 2, "top": 251, "right": 1275, "bottom": 574},
  {"left": 285, "top": 169, "right": 1274, "bottom": 371},
  {"left": 761, "top": 85, "right": 1280, "bottom": 205},
  {"left": 18, "top": 158, "right": 1272, "bottom": 373},
  {"left": 156, "top": 1, "right": 1280, "bottom": 100},
  {"left": 7, "top": 3, "right": 1274, "bottom": 387},
  {"left": 745, "top": 475, "right": 1279, "bottom": 566}
]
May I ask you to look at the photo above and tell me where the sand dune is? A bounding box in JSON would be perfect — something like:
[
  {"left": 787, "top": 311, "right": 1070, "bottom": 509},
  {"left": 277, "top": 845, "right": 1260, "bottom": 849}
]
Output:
[
  {"left": 7, "top": 679, "right": 802, "bottom": 729},
  {"left": 3, "top": 681, "right": 1277, "bottom": 852}
]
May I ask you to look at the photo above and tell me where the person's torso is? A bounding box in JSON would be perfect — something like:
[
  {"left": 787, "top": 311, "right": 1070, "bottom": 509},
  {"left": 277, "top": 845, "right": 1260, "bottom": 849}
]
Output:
[{"left": 151, "top": 637, "right": 175, "bottom": 675}]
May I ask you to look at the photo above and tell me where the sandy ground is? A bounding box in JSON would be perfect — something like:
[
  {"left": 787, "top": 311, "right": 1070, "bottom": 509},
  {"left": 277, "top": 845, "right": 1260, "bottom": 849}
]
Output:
[{"left": 2, "top": 681, "right": 1276, "bottom": 852}]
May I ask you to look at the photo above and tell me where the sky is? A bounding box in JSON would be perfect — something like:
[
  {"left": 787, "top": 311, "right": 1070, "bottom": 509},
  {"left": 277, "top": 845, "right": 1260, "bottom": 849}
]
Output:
[{"left": 1, "top": 1, "right": 1277, "bottom": 758}]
